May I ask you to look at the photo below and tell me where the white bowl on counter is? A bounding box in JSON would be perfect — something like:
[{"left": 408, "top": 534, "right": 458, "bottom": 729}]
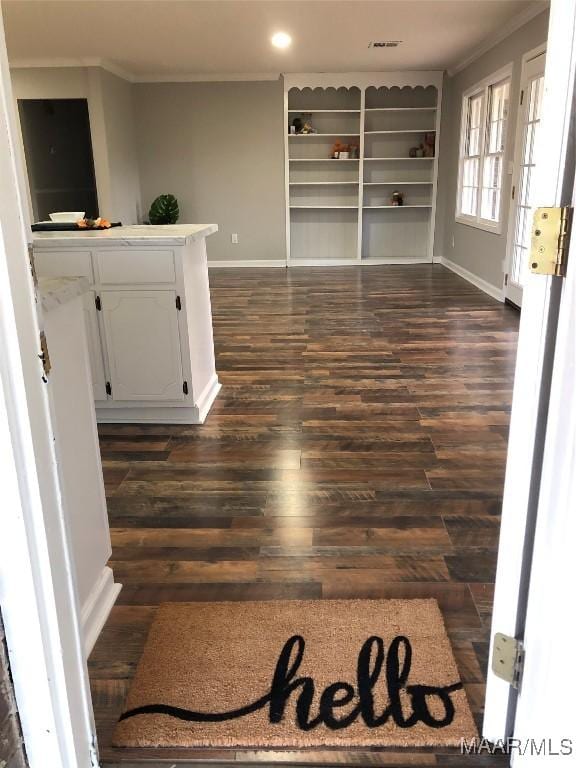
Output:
[{"left": 49, "top": 211, "right": 85, "bottom": 223}]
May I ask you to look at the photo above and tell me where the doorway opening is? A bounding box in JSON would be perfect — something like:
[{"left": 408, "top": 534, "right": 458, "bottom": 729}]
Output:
[
  {"left": 18, "top": 98, "right": 98, "bottom": 222},
  {"left": 3, "top": 1, "right": 572, "bottom": 765}
]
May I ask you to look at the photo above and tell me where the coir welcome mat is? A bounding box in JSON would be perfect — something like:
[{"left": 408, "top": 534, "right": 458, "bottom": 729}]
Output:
[{"left": 113, "top": 599, "right": 477, "bottom": 749}]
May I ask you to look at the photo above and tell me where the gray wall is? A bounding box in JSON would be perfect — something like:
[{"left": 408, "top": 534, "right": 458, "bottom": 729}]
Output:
[
  {"left": 134, "top": 81, "right": 286, "bottom": 263},
  {"left": 435, "top": 10, "right": 549, "bottom": 289},
  {"left": 99, "top": 69, "right": 141, "bottom": 225}
]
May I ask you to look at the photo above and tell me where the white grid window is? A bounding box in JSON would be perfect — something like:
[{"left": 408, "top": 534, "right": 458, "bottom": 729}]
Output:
[{"left": 457, "top": 69, "right": 511, "bottom": 232}]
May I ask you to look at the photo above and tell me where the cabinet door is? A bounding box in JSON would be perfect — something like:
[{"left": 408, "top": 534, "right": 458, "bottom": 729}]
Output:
[
  {"left": 83, "top": 293, "right": 108, "bottom": 401},
  {"left": 100, "top": 291, "right": 184, "bottom": 401}
]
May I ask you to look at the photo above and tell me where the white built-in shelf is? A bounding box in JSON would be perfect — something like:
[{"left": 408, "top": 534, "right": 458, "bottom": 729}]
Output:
[
  {"left": 364, "top": 129, "right": 435, "bottom": 135},
  {"left": 365, "top": 107, "right": 437, "bottom": 112},
  {"left": 289, "top": 158, "right": 359, "bottom": 162},
  {"left": 284, "top": 73, "right": 442, "bottom": 265},
  {"left": 289, "top": 181, "right": 359, "bottom": 185},
  {"left": 364, "top": 181, "right": 433, "bottom": 185},
  {"left": 364, "top": 157, "right": 435, "bottom": 161},
  {"left": 288, "top": 109, "right": 361, "bottom": 114}
]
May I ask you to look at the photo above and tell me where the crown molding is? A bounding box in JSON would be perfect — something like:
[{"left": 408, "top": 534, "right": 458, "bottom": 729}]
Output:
[
  {"left": 97, "top": 59, "right": 135, "bottom": 83},
  {"left": 7, "top": 59, "right": 279, "bottom": 83},
  {"left": 9, "top": 57, "right": 135, "bottom": 82},
  {"left": 447, "top": 1, "right": 549, "bottom": 77},
  {"left": 133, "top": 72, "right": 280, "bottom": 83}
]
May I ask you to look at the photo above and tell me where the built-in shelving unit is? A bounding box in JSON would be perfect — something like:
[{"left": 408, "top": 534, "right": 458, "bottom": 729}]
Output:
[{"left": 284, "top": 72, "right": 442, "bottom": 265}]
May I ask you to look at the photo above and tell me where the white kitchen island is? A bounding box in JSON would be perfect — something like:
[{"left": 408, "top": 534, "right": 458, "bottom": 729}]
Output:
[{"left": 33, "top": 224, "right": 221, "bottom": 424}]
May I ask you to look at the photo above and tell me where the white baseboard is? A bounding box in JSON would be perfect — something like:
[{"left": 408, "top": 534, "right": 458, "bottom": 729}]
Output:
[
  {"left": 289, "top": 258, "right": 360, "bottom": 267},
  {"left": 289, "top": 258, "right": 432, "bottom": 267},
  {"left": 361, "top": 256, "right": 432, "bottom": 266},
  {"left": 81, "top": 566, "right": 121, "bottom": 656},
  {"left": 95, "top": 378, "right": 221, "bottom": 425},
  {"left": 194, "top": 375, "right": 222, "bottom": 424},
  {"left": 208, "top": 260, "right": 287, "bottom": 268},
  {"left": 97, "top": 404, "right": 213, "bottom": 424},
  {"left": 437, "top": 256, "right": 504, "bottom": 302},
  {"left": 209, "top": 258, "right": 435, "bottom": 268}
]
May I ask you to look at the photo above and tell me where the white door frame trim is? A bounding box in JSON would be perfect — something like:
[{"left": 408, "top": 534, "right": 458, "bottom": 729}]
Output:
[
  {"left": 503, "top": 43, "right": 547, "bottom": 306},
  {"left": 0, "top": 11, "right": 98, "bottom": 768}
]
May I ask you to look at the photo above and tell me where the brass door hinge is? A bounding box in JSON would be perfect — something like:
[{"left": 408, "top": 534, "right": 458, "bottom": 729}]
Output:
[
  {"left": 529, "top": 206, "right": 573, "bottom": 277},
  {"left": 492, "top": 632, "right": 524, "bottom": 689},
  {"left": 39, "top": 331, "right": 51, "bottom": 379}
]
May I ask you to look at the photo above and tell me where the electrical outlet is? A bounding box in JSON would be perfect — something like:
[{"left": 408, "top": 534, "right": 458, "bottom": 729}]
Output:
[{"left": 231, "top": 233, "right": 239, "bottom": 244}]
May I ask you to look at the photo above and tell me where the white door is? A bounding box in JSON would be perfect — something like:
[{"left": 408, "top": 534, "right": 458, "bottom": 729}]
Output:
[
  {"left": 0, "top": 14, "right": 97, "bottom": 768},
  {"left": 511, "top": 179, "right": 576, "bottom": 764},
  {"left": 485, "top": 0, "right": 576, "bottom": 744},
  {"left": 505, "top": 50, "right": 546, "bottom": 307},
  {"left": 100, "top": 290, "right": 184, "bottom": 401}
]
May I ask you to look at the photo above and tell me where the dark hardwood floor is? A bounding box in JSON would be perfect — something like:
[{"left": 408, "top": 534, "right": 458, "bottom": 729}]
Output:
[{"left": 89, "top": 265, "right": 519, "bottom": 767}]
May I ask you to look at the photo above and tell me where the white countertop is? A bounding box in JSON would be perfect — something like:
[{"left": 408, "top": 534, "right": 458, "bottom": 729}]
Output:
[
  {"left": 39, "top": 276, "right": 90, "bottom": 312},
  {"left": 32, "top": 223, "right": 218, "bottom": 249}
]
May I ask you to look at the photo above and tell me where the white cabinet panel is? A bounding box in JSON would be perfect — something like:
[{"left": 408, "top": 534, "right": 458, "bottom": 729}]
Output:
[
  {"left": 33, "top": 252, "right": 106, "bottom": 398},
  {"left": 34, "top": 250, "right": 93, "bottom": 281},
  {"left": 96, "top": 249, "right": 175, "bottom": 284},
  {"left": 100, "top": 290, "right": 184, "bottom": 401},
  {"left": 83, "top": 294, "right": 107, "bottom": 400}
]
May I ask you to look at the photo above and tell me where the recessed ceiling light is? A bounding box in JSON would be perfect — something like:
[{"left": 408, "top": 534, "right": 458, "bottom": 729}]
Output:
[{"left": 271, "top": 32, "right": 292, "bottom": 50}]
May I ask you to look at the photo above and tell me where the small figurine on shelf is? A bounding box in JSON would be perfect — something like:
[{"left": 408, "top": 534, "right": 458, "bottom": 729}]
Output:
[
  {"left": 331, "top": 141, "right": 343, "bottom": 158},
  {"left": 330, "top": 140, "right": 355, "bottom": 159},
  {"left": 301, "top": 121, "right": 316, "bottom": 134},
  {"left": 409, "top": 132, "right": 435, "bottom": 159},
  {"left": 391, "top": 190, "right": 404, "bottom": 206},
  {"left": 423, "top": 132, "right": 436, "bottom": 157},
  {"left": 292, "top": 117, "right": 303, "bottom": 134}
]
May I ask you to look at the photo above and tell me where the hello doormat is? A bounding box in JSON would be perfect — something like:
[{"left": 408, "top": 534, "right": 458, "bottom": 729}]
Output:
[{"left": 113, "top": 599, "right": 476, "bottom": 749}]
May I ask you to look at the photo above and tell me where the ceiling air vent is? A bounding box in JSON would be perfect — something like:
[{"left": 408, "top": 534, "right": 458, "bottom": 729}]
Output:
[{"left": 369, "top": 41, "right": 402, "bottom": 48}]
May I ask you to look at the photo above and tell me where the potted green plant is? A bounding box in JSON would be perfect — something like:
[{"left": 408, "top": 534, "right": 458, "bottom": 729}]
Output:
[{"left": 148, "top": 194, "right": 180, "bottom": 224}]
